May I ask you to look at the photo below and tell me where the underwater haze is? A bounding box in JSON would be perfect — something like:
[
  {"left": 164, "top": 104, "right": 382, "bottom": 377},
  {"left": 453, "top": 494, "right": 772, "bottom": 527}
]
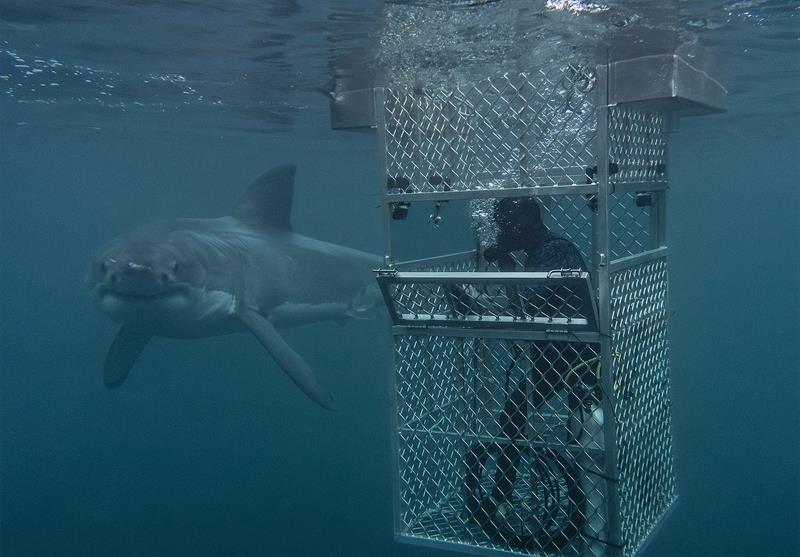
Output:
[{"left": 1, "top": 1, "right": 798, "bottom": 557}]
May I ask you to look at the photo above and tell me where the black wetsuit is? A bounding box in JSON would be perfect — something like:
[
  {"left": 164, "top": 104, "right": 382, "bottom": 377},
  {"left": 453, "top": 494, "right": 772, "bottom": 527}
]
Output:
[
  {"left": 517, "top": 230, "right": 586, "bottom": 311},
  {"left": 522, "top": 230, "right": 586, "bottom": 273},
  {"left": 501, "top": 230, "right": 595, "bottom": 410}
]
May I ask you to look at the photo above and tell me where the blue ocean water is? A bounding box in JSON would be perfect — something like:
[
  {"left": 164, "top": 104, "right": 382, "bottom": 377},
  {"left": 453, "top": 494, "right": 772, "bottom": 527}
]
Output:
[{"left": 1, "top": 2, "right": 798, "bottom": 557}]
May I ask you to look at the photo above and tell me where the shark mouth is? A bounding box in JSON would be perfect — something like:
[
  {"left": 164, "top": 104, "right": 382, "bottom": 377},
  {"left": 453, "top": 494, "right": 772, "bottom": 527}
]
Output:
[{"left": 97, "top": 286, "right": 187, "bottom": 303}]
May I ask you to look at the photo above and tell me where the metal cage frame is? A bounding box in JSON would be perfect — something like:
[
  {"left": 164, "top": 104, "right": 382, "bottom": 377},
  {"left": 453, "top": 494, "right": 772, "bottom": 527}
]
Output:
[{"left": 332, "top": 49, "right": 724, "bottom": 557}]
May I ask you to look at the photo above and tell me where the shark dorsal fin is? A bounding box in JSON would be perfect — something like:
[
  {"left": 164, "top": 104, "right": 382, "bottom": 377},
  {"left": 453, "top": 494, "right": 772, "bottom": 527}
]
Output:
[{"left": 232, "top": 164, "right": 296, "bottom": 230}]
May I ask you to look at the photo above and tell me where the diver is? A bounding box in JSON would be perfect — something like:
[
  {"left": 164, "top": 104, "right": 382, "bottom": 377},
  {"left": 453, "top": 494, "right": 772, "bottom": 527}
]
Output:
[
  {"left": 450, "top": 196, "right": 587, "bottom": 317},
  {"left": 459, "top": 196, "right": 606, "bottom": 554},
  {"left": 480, "top": 195, "right": 596, "bottom": 412},
  {"left": 483, "top": 196, "right": 585, "bottom": 274}
]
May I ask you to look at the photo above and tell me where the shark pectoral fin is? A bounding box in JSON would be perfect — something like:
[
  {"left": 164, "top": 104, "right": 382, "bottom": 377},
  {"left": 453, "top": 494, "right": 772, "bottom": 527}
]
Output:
[
  {"left": 238, "top": 308, "right": 336, "bottom": 410},
  {"left": 104, "top": 327, "right": 151, "bottom": 389}
]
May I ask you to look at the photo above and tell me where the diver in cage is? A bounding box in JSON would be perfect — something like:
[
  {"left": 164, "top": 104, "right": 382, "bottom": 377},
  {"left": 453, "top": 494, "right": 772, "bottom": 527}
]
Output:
[
  {"left": 450, "top": 196, "right": 587, "bottom": 315},
  {"left": 482, "top": 196, "right": 586, "bottom": 274},
  {"left": 456, "top": 197, "right": 609, "bottom": 554},
  {"left": 477, "top": 195, "right": 598, "bottom": 425}
]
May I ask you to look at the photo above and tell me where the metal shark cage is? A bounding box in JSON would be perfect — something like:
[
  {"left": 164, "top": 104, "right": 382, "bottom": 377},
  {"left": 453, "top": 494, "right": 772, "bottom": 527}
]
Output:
[{"left": 331, "top": 48, "right": 725, "bottom": 557}]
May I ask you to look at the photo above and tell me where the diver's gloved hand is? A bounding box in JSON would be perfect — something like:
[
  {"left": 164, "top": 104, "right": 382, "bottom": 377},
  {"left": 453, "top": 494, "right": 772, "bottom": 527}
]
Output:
[
  {"left": 483, "top": 245, "right": 501, "bottom": 263},
  {"left": 484, "top": 245, "right": 517, "bottom": 272}
]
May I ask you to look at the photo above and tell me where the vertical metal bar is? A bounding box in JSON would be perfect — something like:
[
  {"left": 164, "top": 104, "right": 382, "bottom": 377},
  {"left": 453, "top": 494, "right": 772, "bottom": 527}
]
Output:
[
  {"left": 374, "top": 86, "right": 403, "bottom": 538},
  {"left": 658, "top": 115, "right": 670, "bottom": 249},
  {"left": 590, "top": 72, "right": 602, "bottom": 293},
  {"left": 594, "top": 62, "right": 624, "bottom": 557},
  {"left": 649, "top": 112, "right": 668, "bottom": 250},
  {"left": 413, "top": 89, "right": 422, "bottom": 197},
  {"left": 374, "top": 87, "right": 393, "bottom": 265},
  {"left": 387, "top": 335, "right": 404, "bottom": 538},
  {"left": 661, "top": 114, "right": 677, "bottom": 537},
  {"left": 656, "top": 189, "right": 668, "bottom": 249},
  {"left": 445, "top": 89, "right": 458, "bottom": 190},
  {"left": 649, "top": 194, "right": 661, "bottom": 250}
]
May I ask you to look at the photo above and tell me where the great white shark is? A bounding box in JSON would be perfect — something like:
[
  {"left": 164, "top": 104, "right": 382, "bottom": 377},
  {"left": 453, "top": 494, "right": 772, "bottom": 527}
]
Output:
[{"left": 87, "top": 165, "right": 382, "bottom": 409}]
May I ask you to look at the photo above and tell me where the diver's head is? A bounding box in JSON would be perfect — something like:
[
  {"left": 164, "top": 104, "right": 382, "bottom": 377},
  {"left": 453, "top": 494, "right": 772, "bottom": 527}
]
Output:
[{"left": 493, "top": 197, "right": 546, "bottom": 252}]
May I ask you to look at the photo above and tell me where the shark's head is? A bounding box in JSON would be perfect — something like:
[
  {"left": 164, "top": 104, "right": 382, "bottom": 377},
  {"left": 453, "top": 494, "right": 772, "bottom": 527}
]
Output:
[
  {"left": 88, "top": 165, "right": 342, "bottom": 409},
  {"left": 87, "top": 223, "right": 214, "bottom": 329}
]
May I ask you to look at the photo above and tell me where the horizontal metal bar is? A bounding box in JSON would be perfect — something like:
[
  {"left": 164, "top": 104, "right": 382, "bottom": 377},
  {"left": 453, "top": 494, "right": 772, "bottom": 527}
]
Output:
[
  {"left": 610, "top": 181, "right": 668, "bottom": 194},
  {"left": 386, "top": 184, "right": 598, "bottom": 203},
  {"left": 609, "top": 247, "right": 668, "bottom": 273},
  {"left": 385, "top": 271, "right": 590, "bottom": 283},
  {"left": 393, "top": 250, "right": 476, "bottom": 271},
  {"left": 380, "top": 271, "right": 599, "bottom": 331},
  {"left": 392, "top": 325, "right": 602, "bottom": 344},
  {"left": 395, "top": 534, "right": 512, "bottom": 557},
  {"left": 401, "top": 395, "right": 569, "bottom": 431},
  {"left": 395, "top": 313, "right": 593, "bottom": 330},
  {"left": 398, "top": 427, "right": 606, "bottom": 457}
]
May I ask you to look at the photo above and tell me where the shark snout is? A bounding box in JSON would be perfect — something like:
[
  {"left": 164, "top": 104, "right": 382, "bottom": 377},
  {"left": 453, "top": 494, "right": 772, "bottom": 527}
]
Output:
[{"left": 100, "top": 257, "right": 176, "bottom": 296}]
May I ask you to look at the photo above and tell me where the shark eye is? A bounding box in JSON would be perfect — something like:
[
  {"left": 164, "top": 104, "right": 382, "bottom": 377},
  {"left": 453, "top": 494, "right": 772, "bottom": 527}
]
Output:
[{"left": 100, "top": 257, "right": 116, "bottom": 274}]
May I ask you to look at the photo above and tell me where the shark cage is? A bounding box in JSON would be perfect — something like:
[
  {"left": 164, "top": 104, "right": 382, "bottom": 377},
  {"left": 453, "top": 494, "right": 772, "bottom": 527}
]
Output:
[{"left": 331, "top": 43, "right": 725, "bottom": 557}]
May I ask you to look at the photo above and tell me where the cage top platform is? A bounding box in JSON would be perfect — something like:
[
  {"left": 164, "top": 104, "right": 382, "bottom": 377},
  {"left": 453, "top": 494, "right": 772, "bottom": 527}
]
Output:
[{"left": 330, "top": 45, "right": 726, "bottom": 130}]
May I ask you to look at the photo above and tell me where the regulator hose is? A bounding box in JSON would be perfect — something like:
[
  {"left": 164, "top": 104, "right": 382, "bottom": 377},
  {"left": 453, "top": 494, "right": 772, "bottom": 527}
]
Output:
[
  {"left": 464, "top": 442, "right": 585, "bottom": 553},
  {"left": 463, "top": 375, "right": 586, "bottom": 553}
]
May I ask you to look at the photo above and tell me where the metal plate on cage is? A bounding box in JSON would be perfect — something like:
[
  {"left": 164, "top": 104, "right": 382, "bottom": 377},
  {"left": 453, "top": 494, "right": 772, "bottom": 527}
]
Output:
[
  {"left": 608, "top": 53, "right": 726, "bottom": 115},
  {"left": 377, "top": 271, "right": 599, "bottom": 332}
]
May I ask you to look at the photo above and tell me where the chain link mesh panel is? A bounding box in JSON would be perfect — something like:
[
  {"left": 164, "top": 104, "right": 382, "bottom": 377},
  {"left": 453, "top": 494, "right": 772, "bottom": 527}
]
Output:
[
  {"left": 610, "top": 257, "right": 676, "bottom": 557},
  {"left": 605, "top": 105, "right": 663, "bottom": 260},
  {"left": 608, "top": 107, "right": 667, "bottom": 185},
  {"left": 397, "top": 252, "right": 479, "bottom": 273},
  {"left": 609, "top": 192, "right": 652, "bottom": 260},
  {"left": 394, "top": 334, "right": 608, "bottom": 556},
  {"left": 384, "top": 67, "right": 598, "bottom": 194},
  {"left": 543, "top": 196, "right": 595, "bottom": 265}
]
